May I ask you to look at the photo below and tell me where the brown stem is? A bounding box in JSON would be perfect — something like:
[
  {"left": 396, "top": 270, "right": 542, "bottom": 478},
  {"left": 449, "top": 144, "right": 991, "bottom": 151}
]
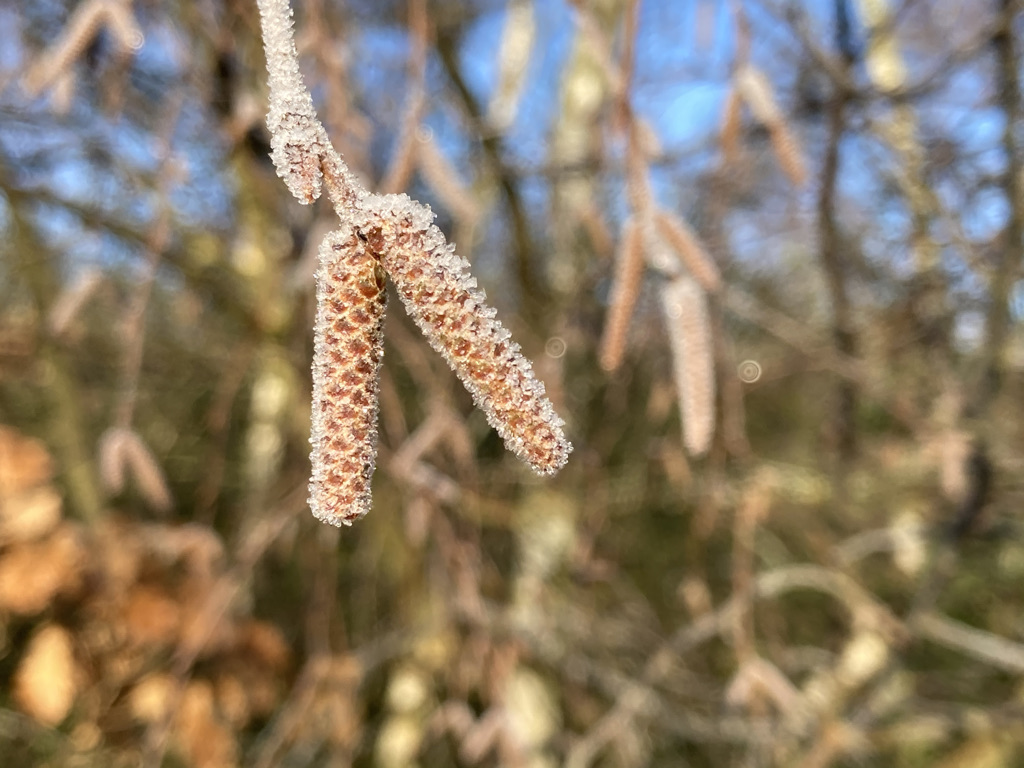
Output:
[
  {"left": 435, "top": 28, "right": 547, "bottom": 325},
  {"left": 816, "top": 1, "right": 858, "bottom": 458},
  {"left": 976, "top": 0, "right": 1022, "bottom": 406}
]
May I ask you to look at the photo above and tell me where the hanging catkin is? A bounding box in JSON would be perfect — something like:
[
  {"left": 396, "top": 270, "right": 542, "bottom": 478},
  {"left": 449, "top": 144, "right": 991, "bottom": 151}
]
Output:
[
  {"left": 308, "top": 231, "right": 387, "bottom": 525},
  {"left": 599, "top": 217, "right": 645, "bottom": 372},
  {"left": 660, "top": 277, "right": 715, "bottom": 456}
]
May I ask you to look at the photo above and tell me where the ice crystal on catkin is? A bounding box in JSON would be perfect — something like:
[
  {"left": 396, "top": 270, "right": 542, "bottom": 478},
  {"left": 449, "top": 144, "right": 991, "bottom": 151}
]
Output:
[
  {"left": 355, "top": 194, "right": 572, "bottom": 475},
  {"left": 309, "top": 231, "right": 387, "bottom": 525}
]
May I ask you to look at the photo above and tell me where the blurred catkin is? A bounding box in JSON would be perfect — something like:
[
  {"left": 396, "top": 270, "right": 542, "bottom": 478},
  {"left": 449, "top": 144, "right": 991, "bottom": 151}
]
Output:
[
  {"left": 98, "top": 427, "right": 173, "bottom": 513},
  {"left": 600, "top": 217, "right": 644, "bottom": 372},
  {"left": 661, "top": 277, "right": 715, "bottom": 456},
  {"left": 22, "top": 0, "right": 143, "bottom": 97},
  {"left": 735, "top": 65, "right": 807, "bottom": 187},
  {"left": 654, "top": 210, "right": 722, "bottom": 293}
]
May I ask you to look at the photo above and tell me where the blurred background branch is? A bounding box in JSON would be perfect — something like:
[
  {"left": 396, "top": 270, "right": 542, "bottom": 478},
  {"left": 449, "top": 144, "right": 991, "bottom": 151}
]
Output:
[{"left": 1, "top": 0, "right": 1024, "bottom": 766}]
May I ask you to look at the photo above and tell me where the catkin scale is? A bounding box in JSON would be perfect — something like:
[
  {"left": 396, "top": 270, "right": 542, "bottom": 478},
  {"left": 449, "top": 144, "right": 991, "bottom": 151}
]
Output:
[{"left": 309, "top": 230, "right": 387, "bottom": 525}]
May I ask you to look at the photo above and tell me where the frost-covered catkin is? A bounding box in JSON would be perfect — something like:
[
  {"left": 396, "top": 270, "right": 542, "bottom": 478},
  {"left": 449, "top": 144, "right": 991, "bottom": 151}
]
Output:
[
  {"left": 357, "top": 194, "right": 572, "bottom": 475},
  {"left": 309, "top": 231, "right": 388, "bottom": 525},
  {"left": 661, "top": 277, "right": 715, "bottom": 457}
]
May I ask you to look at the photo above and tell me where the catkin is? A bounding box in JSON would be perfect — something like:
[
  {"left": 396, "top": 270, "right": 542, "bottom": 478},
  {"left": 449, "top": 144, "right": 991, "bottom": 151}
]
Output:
[
  {"left": 98, "top": 427, "right": 173, "bottom": 512},
  {"left": 309, "top": 230, "right": 388, "bottom": 525},
  {"left": 23, "top": 0, "right": 141, "bottom": 97},
  {"left": 599, "top": 217, "right": 644, "bottom": 372},
  {"left": 767, "top": 122, "right": 808, "bottom": 187},
  {"left": 354, "top": 194, "right": 571, "bottom": 475},
  {"left": 735, "top": 65, "right": 807, "bottom": 187},
  {"left": 654, "top": 210, "right": 722, "bottom": 293},
  {"left": 660, "top": 278, "right": 715, "bottom": 456},
  {"left": 719, "top": 86, "right": 743, "bottom": 163}
]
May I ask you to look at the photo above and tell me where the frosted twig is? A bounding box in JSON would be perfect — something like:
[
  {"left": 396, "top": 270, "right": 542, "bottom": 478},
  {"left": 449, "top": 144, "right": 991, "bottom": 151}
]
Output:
[{"left": 256, "top": 0, "right": 571, "bottom": 524}]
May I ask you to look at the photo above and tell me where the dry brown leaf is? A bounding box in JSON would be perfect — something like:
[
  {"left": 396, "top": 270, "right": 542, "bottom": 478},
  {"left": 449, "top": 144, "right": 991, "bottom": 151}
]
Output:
[
  {"left": 175, "top": 680, "right": 239, "bottom": 768},
  {"left": 0, "top": 485, "right": 62, "bottom": 544},
  {"left": 0, "top": 426, "right": 54, "bottom": 495},
  {"left": 129, "top": 673, "right": 176, "bottom": 724},
  {"left": 13, "top": 623, "right": 81, "bottom": 725},
  {"left": 314, "top": 655, "right": 364, "bottom": 749},
  {"left": 219, "top": 666, "right": 280, "bottom": 722},
  {"left": 236, "top": 619, "right": 291, "bottom": 673},
  {"left": 177, "top": 581, "right": 238, "bottom": 660},
  {"left": 123, "top": 584, "right": 181, "bottom": 648},
  {"left": 294, "top": 656, "right": 364, "bottom": 754},
  {"left": 95, "top": 517, "right": 145, "bottom": 591},
  {"left": 214, "top": 673, "right": 251, "bottom": 728},
  {"left": 0, "top": 524, "right": 86, "bottom": 614}
]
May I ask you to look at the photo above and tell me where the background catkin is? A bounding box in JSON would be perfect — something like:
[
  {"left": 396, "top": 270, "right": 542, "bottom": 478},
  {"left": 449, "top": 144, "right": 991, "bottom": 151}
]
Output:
[
  {"left": 661, "top": 277, "right": 715, "bottom": 457},
  {"left": 599, "top": 217, "right": 644, "bottom": 373}
]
